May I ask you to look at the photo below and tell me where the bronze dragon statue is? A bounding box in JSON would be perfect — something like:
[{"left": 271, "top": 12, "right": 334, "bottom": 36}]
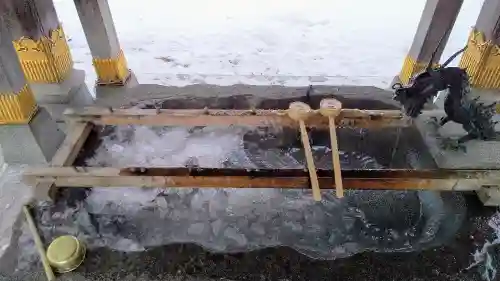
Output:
[{"left": 392, "top": 43, "right": 498, "bottom": 152}]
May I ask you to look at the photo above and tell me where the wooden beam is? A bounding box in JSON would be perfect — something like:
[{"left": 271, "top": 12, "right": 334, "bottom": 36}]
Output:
[
  {"left": 51, "top": 122, "right": 94, "bottom": 166},
  {"left": 63, "top": 107, "right": 411, "bottom": 128},
  {"left": 33, "top": 122, "right": 94, "bottom": 201},
  {"left": 25, "top": 167, "right": 499, "bottom": 191}
]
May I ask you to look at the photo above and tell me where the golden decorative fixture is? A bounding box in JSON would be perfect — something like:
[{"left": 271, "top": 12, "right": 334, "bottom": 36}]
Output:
[
  {"left": 0, "top": 85, "right": 38, "bottom": 124},
  {"left": 459, "top": 28, "right": 500, "bottom": 89},
  {"left": 399, "top": 56, "right": 440, "bottom": 85},
  {"left": 399, "top": 55, "right": 428, "bottom": 85},
  {"left": 92, "top": 49, "right": 130, "bottom": 86},
  {"left": 12, "top": 26, "right": 73, "bottom": 84}
]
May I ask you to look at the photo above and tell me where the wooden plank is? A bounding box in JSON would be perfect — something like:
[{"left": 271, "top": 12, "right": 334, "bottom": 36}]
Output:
[
  {"left": 33, "top": 122, "right": 93, "bottom": 201},
  {"left": 51, "top": 122, "right": 94, "bottom": 166},
  {"left": 25, "top": 167, "right": 499, "bottom": 191},
  {"left": 63, "top": 107, "right": 411, "bottom": 128}
]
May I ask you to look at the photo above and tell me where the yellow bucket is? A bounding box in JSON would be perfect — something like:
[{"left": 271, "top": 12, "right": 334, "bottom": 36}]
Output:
[{"left": 46, "top": 235, "right": 86, "bottom": 273}]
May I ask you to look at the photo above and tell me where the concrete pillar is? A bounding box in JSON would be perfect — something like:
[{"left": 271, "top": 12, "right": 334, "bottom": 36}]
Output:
[
  {"left": 459, "top": 0, "right": 500, "bottom": 89},
  {"left": 397, "top": 0, "right": 463, "bottom": 84},
  {"left": 0, "top": 11, "right": 65, "bottom": 164},
  {"left": 73, "top": 0, "right": 131, "bottom": 86},
  {"left": 0, "top": 9, "right": 38, "bottom": 126},
  {"left": 1, "top": 0, "right": 93, "bottom": 124}
]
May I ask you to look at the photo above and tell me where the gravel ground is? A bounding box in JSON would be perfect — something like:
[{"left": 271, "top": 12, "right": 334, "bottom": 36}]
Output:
[{"left": 0, "top": 194, "right": 498, "bottom": 281}]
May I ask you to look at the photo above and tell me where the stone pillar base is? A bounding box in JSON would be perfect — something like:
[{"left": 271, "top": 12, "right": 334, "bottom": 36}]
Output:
[
  {"left": 459, "top": 29, "right": 500, "bottom": 89},
  {"left": 93, "top": 50, "right": 131, "bottom": 86},
  {"left": 477, "top": 186, "right": 500, "bottom": 206},
  {"left": 0, "top": 107, "right": 65, "bottom": 164},
  {"left": 31, "top": 68, "right": 85, "bottom": 104},
  {"left": 31, "top": 68, "right": 94, "bottom": 124},
  {"left": 95, "top": 70, "right": 139, "bottom": 101},
  {"left": 415, "top": 111, "right": 500, "bottom": 169}
]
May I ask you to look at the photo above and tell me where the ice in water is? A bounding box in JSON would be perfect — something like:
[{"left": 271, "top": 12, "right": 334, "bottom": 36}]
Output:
[
  {"left": 30, "top": 125, "right": 465, "bottom": 260},
  {"left": 188, "top": 223, "right": 206, "bottom": 236}
]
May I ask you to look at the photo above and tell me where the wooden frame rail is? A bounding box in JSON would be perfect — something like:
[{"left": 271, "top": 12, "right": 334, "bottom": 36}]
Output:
[
  {"left": 25, "top": 106, "right": 500, "bottom": 200},
  {"left": 63, "top": 107, "right": 411, "bottom": 128},
  {"left": 33, "top": 122, "right": 93, "bottom": 200},
  {"left": 25, "top": 166, "right": 499, "bottom": 191}
]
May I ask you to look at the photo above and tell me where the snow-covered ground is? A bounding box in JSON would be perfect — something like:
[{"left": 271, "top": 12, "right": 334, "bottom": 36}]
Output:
[
  {"left": 0, "top": 165, "right": 32, "bottom": 260},
  {"left": 53, "top": 0, "right": 483, "bottom": 91}
]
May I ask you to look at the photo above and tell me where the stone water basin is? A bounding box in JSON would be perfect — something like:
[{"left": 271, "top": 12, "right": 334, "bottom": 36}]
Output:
[{"left": 33, "top": 93, "right": 465, "bottom": 260}]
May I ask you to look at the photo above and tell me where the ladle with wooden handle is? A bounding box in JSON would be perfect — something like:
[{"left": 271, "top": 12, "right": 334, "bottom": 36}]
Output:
[
  {"left": 288, "top": 102, "right": 321, "bottom": 201},
  {"left": 319, "top": 98, "right": 344, "bottom": 198}
]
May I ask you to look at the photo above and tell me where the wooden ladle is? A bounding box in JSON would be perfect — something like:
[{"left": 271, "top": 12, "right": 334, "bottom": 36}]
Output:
[
  {"left": 288, "top": 102, "right": 321, "bottom": 201},
  {"left": 319, "top": 98, "right": 344, "bottom": 198}
]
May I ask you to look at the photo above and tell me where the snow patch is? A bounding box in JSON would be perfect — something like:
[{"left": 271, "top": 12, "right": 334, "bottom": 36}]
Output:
[
  {"left": 0, "top": 165, "right": 33, "bottom": 260},
  {"left": 53, "top": 0, "right": 483, "bottom": 91},
  {"left": 467, "top": 211, "right": 500, "bottom": 281},
  {"left": 14, "top": 223, "right": 38, "bottom": 272}
]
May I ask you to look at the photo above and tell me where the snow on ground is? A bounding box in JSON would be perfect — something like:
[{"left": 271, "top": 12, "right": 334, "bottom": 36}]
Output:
[
  {"left": 468, "top": 212, "right": 500, "bottom": 281},
  {"left": 53, "top": 0, "right": 483, "bottom": 92},
  {"left": 0, "top": 165, "right": 33, "bottom": 260}
]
